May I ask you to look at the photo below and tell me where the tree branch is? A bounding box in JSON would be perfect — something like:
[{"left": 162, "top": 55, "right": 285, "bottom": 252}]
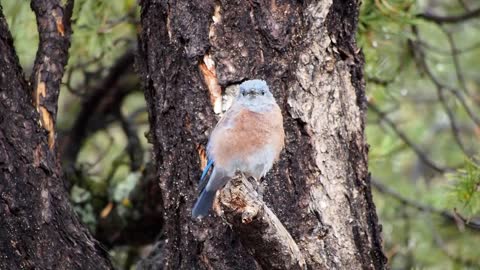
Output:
[
  {"left": 371, "top": 178, "right": 480, "bottom": 231},
  {"left": 118, "top": 109, "right": 144, "bottom": 171},
  {"left": 59, "top": 49, "right": 137, "bottom": 167},
  {"left": 219, "top": 175, "right": 307, "bottom": 270},
  {"left": 418, "top": 7, "right": 480, "bottom": 23},
  {"left": 440, "top": 27, "right": 480, "bottom": 126},
  {"left": 411, "top": 26, "right": 474, "bottom": 157},
  {"left": 429, "top": 217, "right": 480, "bottom": 267},
  {"left": 368, "top": 103, "right": 450, "bottom": 173},
  {"left": 30, "top": 0, "right": 74, "bottom": 149}
]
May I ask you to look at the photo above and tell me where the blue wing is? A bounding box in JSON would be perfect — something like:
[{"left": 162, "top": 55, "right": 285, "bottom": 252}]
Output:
[
  {"left": 198, "top": 158, "right": 214, "bottom": 190},
  {"left": 192, "top": 167, "right": 230, "bottom": 218}
]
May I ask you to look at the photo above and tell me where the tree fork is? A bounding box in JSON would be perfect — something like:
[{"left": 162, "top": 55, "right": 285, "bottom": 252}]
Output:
[{"left": 0, "top": 1, "right": 113, "bottom": 268}]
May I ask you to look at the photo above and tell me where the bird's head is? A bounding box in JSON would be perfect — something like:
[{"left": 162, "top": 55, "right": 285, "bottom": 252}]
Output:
[{"left": 236, "top": 79, "right": 275, "bottom": 109}]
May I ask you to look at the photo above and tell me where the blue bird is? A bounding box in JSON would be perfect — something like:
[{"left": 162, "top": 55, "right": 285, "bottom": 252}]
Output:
[{"left": 192, "top": 80, "right": 285, "bottom": 218}]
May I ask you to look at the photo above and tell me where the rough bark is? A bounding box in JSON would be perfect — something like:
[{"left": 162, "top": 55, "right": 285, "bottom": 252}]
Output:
[
  {"left": 0, "top": 2, "right": 112, "bottom": 269},
  {"left": 31, "top": 0, "right": 73, "bottom": 149},
  {"left": 137, "top": 0, "right": 387, "bottom": 269}
]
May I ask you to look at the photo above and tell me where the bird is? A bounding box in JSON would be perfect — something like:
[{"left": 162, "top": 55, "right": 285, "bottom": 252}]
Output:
[{"left": 192, "top": 79, "right": 285, "bottom": 218}]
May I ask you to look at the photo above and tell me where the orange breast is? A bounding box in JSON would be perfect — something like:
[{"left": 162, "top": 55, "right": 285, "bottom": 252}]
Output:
[{"left": 210, "top": 105, "right": 285, "bottom": 168}]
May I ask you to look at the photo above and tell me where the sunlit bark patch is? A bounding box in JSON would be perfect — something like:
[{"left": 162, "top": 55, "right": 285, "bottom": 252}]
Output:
[{"left": 199, "top": 53, "right": 222, "bottom": 114}]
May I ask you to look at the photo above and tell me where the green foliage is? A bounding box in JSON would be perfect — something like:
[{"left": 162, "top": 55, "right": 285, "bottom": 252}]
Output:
[
  {"left": 71, "top": 185, "right": 97, "bottom": 230},
  {"left": 2, "top": 2, "right": 38, "bottom": 69},
  {"left": 58, "top": 0, "right": 139, "bottom": 128},
  {"left": 359, "top": 0, "right": 417, "bottom": 82},
  {"left": 71, "top": 0, "right": 137, "bottom": 62},
  {"left": 361, "top": 0, "right": 480, "bottom": 268},
  {"left": 448, "top": 159, "right": 480, "bottom": 217}
]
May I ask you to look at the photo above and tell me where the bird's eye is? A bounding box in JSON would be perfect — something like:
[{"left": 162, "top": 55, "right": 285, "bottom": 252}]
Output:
[
  {"left": 261, "top": 90, "right": 265, "bottom": 95},
  {"left": 242, "top": 91, "right": 246, "bottom": 96}
]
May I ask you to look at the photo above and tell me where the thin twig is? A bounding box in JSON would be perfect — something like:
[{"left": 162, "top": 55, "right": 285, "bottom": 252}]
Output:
[
  {"left": 368, "top": 103, "right": 450, "bottom": 173},
  {"left": 429, "top": 215, "right": 479, "bottom": 267},
  {"left": 371, "top": 178, "right": 480, "bottom": 231},
  {"left": 411, "top": 27, "right": 471, "bottom": 156},
  {"left": 418, "top": 7, "right": 480, "bottom": 23},
  {"left": 118, "top": 110, "right": 144, "bottom": 171}
]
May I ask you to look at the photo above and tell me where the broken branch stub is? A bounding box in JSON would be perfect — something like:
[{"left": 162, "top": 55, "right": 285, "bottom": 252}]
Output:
[{"left": 220, "top": 174, "right": 307, "bottom": 270}]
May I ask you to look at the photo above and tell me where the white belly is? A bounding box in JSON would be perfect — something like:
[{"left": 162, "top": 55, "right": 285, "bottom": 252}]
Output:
[{"left": 230, "top": 145, "right": 277, "bottom": 180}]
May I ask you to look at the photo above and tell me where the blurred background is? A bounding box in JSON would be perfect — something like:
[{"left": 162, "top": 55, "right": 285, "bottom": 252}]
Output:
[{"left": 3, "top": 0, "right": 479, "bottom": 269}]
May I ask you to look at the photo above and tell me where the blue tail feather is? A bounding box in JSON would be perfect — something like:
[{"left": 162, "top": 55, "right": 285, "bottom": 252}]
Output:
[
  {"left": 192, "top": 189, "right": 216, "bottom": 218},
  {"left": 199, "top": 159, "right": 214, "bottom": 188}
]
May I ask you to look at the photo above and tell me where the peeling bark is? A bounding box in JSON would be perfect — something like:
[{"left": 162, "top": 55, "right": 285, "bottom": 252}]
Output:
[
  {"left": 31, "top": 0, "right": 73, "bottom": 149},
  {"left": 0, "top": 2, "right": 112, "bottom": 269},
  {"left": 138, "top": 0, "right": 386, "bottom": 269}
]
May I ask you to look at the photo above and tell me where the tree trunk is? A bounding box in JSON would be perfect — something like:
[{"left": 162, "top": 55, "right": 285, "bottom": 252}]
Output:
[
  {"left": 0, "top": 2, "right": 112, "bottom": 269},
  {"left": 137, "top": 0, "right": 387, "bottom": 269}
]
